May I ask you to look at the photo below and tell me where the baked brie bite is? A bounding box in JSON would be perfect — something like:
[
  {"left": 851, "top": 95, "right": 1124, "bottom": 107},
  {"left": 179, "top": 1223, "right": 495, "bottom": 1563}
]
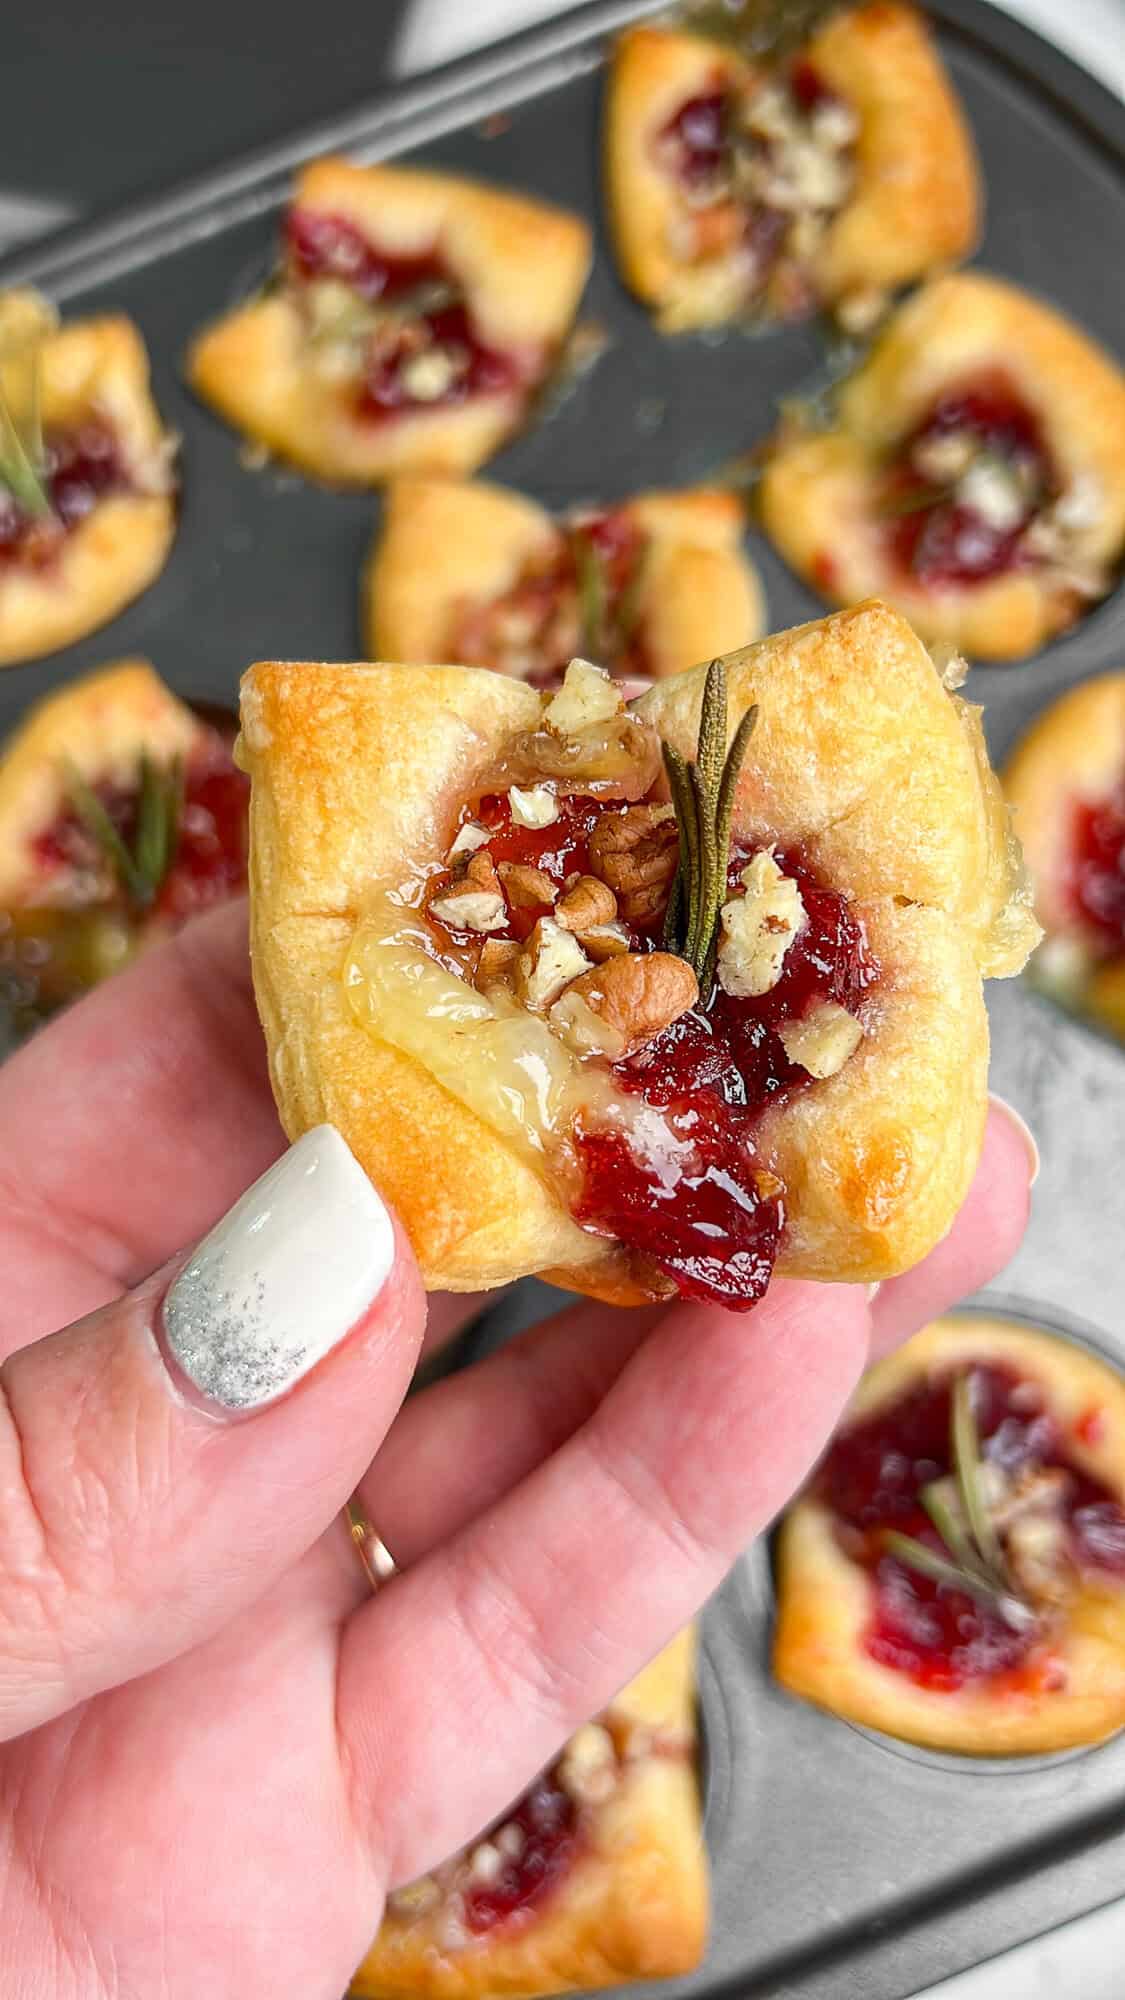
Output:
[
  {"left": 351, "top": 1630, "right": 706, "bottom": 1998},
  {"left": 775, "top": 1315, "right": 1125, "bottom": 1753},
  {"left": 239, "top": 602, "right": 1037, "bottom": 1310},
  {"left": 0, "top": 291, "right": 177, "bottom": 666}
]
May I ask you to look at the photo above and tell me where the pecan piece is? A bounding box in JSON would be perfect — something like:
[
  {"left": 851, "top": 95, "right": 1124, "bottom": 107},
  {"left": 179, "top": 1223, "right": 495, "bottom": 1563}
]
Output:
[
  {"left": 556, "top": 874, "right": 617, "bottom": 933},
  {"left": 558, "top": 950, "right": 698, "bottom": 1057},
  {"left": 498, "top": 861, "right": 557, "bottom": 910},
  {"left": 588, "top": 805, "right": 678, "bottom": 925},
  {"left": 474, "top": 937, "right": 521, "bottom": 989},
  {"left": 428, "top": 849, "right": 507, "bottom": 935}
]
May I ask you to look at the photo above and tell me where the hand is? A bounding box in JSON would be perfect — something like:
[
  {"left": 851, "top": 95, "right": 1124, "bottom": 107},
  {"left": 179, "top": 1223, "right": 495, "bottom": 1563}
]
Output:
[{"left": 0, "top": 902, "right": 1034, "bottom": 2000}]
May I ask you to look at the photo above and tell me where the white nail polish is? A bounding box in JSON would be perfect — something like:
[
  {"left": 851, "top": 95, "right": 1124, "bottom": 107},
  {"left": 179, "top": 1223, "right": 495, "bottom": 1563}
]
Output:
[{"left": 164, "top": 1126, "right": 394, "bottom": 1411}]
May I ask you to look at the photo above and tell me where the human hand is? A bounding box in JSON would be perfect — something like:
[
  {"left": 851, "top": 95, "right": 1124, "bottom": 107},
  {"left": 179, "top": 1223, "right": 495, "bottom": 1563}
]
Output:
[{"left": 0, "top": 901, "right": 1034, "bottom": 2000}]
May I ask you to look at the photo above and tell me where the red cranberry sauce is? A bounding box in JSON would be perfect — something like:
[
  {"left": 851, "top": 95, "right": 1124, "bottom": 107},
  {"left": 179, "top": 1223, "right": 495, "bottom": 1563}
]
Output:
[
  {"left": 0, "top": 422, "right": 131, "bottom": 567},
  {"left": 33, "top": 731, "right": 249, "bottom": 921},
  {"left": 576, "top": 843, "right": 875, "bottom": 1309},
  {"left": 660, "top": 87, "right": 733, "bottom": 186},
  {"left": 462, "top": 1765, "right": 578, "bottom": 1933},
  {"left": 1070, "top": 782, "right": 1125, "bottom": 959},
  {"left": 819, "top": 1363, "right": 1125, "bottom": 1690},
  {"left": 285, "top": 207, "right": 523, "bottom": 419},
  {"left": 456, "top": 792, "right": 877, "bottom": 1310},
  {"left": 884, "top": 373, "right": 1054, "bottom": 589}
]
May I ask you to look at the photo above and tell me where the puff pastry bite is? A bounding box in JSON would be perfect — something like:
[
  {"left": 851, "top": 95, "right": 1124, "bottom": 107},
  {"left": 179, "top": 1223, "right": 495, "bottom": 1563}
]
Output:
[
  {"left": 364, "top": 476, "right": 764, "bottom": 686},
  {"left": 774, "top": 1314, "right": 1125, "bottom": 1754},
  {"left": 187, "top": 158, "right": 591, "bottom": 484},
  {"left": 351, "top": 1629, "right": 706, "bottom": 1999},
  {"left": 0, "top": 291, "right": 176, "bottom": 667},
  {"left": 760, "top": 273, "right": 1125, "bottom": 660},
  {"left": 1004, "top": 675, "right": 1125, "bottom": 1041},
  {"left": 604, "top": 3, "right": 978, "bottom": 334},
  {"left": 0, "top": 659, "right": 248, "bottom": 1039},
  {"left": 240, "top": 600, "right": 1036, "bottom": 1309}
]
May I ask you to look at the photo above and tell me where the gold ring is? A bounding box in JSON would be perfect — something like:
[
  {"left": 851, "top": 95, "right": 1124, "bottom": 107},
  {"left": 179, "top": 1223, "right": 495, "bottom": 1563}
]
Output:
[{"left": 345, "top": 1498, "right": 399, "bottom": 1594}]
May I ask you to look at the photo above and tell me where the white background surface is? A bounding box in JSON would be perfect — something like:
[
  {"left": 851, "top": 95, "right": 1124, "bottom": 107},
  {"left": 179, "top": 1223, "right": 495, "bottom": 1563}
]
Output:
[{"left": 393, "top": 3, "right": 1125, "bottom": 1996}]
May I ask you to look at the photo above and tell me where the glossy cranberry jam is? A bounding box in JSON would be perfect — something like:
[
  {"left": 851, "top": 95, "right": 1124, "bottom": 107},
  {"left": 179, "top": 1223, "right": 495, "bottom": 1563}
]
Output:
[
  {"left": 459, "top": 792, "right": 876, "bottom": 1310},
  {"left": 885, "top": 374, "right": 1053, "bottom": 589},
  {"left": 0, "top": 422, "right": 131, "bottom": 566},
  {"left": 286, "top": 207, "right": 522, "bottom": 419},
  {"left": 34, "top": 732, "right": 249, "bottom": 919},
  {"left": 1070, "top": 783, "right": 1125, "bottom": 957},
  {"left": 819, "top": 1363, "right": 1125, "bottom": 1689},
  {"left": 576, "top": 844, "right": 875, "bottom": 1309},
  {"left": 462, "top": 1766, "right": 578, "bottom": 1932},
  {"left": 661, "top": 88, "right": 732, "bottom": 184}
]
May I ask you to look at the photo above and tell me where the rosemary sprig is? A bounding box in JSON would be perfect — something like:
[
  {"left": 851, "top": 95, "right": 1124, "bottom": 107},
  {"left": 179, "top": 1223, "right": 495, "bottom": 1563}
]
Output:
[
  {"left": 882, "top": 1369, "right": 1036, "bottom": 1633},
  {"left": 877, "top": 483, "right": 951, "bottom": 519},
  {"left": 68, "top": 753, "right": 183, "bottom": 911},
  {"left": 0, "top": 330, "right": 51, "bottom": 519},
  {"left": 571, "top": 530, "right": 607, "bottom": 658},
  {"left": 661, "top": 657, "right": 757, "bottom": 988}
]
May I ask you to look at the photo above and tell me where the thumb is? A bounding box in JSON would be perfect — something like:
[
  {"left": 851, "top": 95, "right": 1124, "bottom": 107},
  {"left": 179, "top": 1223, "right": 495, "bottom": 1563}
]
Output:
[{"left": 0, "top": 1125, "right": 419, "bottom": 1742}]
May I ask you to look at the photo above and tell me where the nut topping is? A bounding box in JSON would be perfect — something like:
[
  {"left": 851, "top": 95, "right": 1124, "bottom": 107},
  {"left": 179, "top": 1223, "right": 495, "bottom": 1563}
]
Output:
[
  {"left": 498, "top": 861, "right": 557, "bottom": 909},
  {"left": 475, "top": 936, "right": 521, "bottom": 988},
  {"left": 576, "top": 922, "right": 631, "bottom": 963},
  {"left": 561, "top": 950, "right": 698, "bottom": 1058},
  {"left": 544, "top": 656, "right": 623, "bottom": 735},
  {"left": 508, "top": 783, "right": 560, "bottom": 829},
  {"left": 717, "top": 848, "right": 806, "bottom": 998},
  {"left": 448, "top": 819, "right": 491, "bottom": 860},
  {"left": 778, "top": 999, "right": 863, "bottom": 1078},
  {"left": 588, "top": 804, "right": 678, "bottom": 925},
  {"left": 557, "top": 1723, "right": 617, "bottom": 1807},
  {"left": 429, "top": 850, "right": 507, "bottom": 935},
  {"left": 517, "top": 917, "right": 593, "bottom": 1012},
  {"left": 556, "top": 874, "right": 617, "bottom": 933}
]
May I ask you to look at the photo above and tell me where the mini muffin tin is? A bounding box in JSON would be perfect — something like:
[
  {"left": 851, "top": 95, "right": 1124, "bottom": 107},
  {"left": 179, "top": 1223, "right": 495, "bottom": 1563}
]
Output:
[{"left": 1, "top": 2, "right": 1123, "bottom": 1993}]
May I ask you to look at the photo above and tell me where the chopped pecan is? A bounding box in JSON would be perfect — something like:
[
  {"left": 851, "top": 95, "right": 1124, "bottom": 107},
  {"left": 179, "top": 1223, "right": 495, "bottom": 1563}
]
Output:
[
  {"left": 498, "top": 861, "right": 557, "bottom": 910},
  {"left": 464, "top": 850, "right": 502, "bottom": 897},
  {"left": 428, "top": 849, "right": 507, "bottom": 935},
  {"left": 475, "top": 937, "right": 521, "bottom": 988},
  {"left": 516, "top": 917, "right": 592, "bottom": 1012},
  {"left": 588, "top": 805, "right": 678, "bottom": 925},
  {"left": 778, "top": 1001, "right": 863, "bottom": 1078},
  {"left": 561, "top": 950, "right": 698, "bottom": 1057},
  {"left": 577, "top": 923, "right": 630, "bottom": 963},
  {"left": 556, "top": 874, "right": 617, "bottom": 933}
]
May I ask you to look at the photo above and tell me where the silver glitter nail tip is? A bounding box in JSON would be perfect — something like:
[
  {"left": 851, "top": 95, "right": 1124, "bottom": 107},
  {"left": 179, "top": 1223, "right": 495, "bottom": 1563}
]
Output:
[{"left": 163, "top": 1126, "right": 395, "bottom": 1411}]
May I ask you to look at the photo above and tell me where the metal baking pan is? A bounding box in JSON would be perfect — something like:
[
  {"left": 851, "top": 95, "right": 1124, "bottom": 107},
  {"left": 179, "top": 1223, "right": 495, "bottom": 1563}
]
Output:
[{"left": 2, "top": 2, "right": 1123, "bottom": 1994}]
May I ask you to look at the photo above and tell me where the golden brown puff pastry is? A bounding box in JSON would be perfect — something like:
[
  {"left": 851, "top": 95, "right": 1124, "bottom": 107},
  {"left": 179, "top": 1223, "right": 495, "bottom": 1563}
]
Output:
[
  {"left": 350, "top": 1629, "right": 706, "bottom": 1999},
  {"left": 0, "top": 292, "right": 177, "bottom": 667},
  {"left": 774, "top": 1314, "right": 1125, "bottom": 1755},
  {"left": 0, "top": 659, "right": 247, "bottom": 1034},
  {"left": 603, "top": 4, "right": 978, "bottom": 334},
  {"left": 759, "top": 272, "right": 1125, "bottom": 660},
  {"left": 363, "top": 475, "right": 764, "bottom": 684},
  {"left": 0, "top": 658, "right": 199, "bottom": 906},
  {"left": 1003, "top": 674, "right": 1125, "bottom": 1041},
  {"left": 239, "top": 602, "right": 1037, "bottom": 1309},
  {"left": 187, "top": 158, "right": 592, "bottom": 485}
]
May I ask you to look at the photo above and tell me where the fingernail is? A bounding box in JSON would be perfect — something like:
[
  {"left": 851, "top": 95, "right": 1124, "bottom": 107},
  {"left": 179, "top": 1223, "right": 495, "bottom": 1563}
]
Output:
[
  {"left": 164, "top": 1126, "right": 394, "bottom": 1411},
  {"left": 989, "top": 1094, "right": 1040, "bottom": 1188}
]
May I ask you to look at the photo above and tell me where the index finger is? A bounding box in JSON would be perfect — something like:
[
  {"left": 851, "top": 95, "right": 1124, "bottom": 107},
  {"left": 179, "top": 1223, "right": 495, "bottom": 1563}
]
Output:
[{"left": 337, "top": 1277, "right": 870, "bottom": 1888}]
